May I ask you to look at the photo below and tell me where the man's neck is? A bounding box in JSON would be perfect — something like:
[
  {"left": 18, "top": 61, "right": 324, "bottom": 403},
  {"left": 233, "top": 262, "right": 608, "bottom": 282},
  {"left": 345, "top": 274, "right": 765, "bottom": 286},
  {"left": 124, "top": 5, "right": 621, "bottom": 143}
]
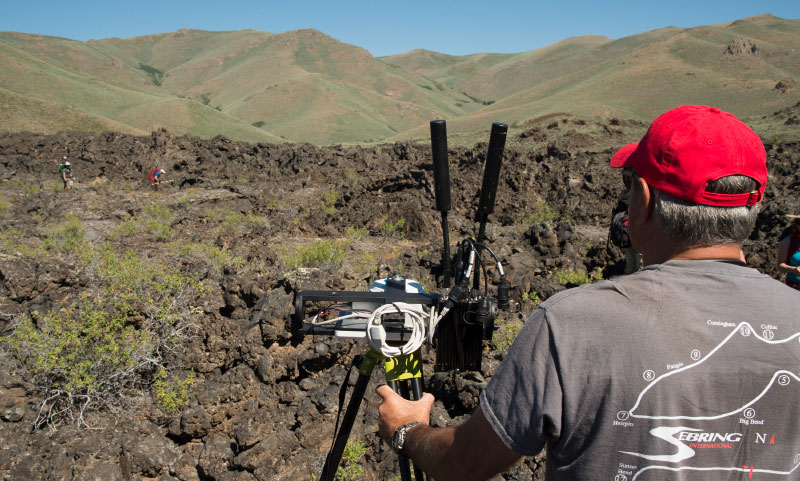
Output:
[{"left": 643, "top": 245, "right": 745, "bottom": 267}]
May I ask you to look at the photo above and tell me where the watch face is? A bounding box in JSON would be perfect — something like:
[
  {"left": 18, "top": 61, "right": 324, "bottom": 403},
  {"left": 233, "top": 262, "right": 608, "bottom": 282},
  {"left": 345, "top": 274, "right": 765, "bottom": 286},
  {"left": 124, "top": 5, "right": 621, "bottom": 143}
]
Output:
[
  {"left": 392, "top": 422, "right": 420, "bottom": 454},
  {"left": 392, "top": 429, "right": 402, "bottom": 452}
]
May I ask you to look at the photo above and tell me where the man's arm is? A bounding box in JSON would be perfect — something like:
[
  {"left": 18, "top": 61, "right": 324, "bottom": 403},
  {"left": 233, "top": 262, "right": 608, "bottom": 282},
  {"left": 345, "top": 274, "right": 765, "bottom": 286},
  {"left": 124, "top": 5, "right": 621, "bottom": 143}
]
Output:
[{"left": 376, "top": 385, "right": 522, "bottom": 481}]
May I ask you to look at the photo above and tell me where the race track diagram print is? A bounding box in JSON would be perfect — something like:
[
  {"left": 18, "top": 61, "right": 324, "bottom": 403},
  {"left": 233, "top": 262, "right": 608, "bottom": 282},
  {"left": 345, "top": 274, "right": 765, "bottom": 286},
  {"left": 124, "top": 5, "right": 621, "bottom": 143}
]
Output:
[{"left": 611, "top": 320, "right": 800, "bottom": 480}]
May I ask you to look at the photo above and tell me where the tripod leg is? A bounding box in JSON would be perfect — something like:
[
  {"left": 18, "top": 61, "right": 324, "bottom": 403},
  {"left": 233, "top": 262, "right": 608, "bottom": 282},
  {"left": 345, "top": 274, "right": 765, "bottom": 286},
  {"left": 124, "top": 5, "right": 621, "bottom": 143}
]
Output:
[
  {"left": 387, "top": 380, "right": 414, "bottom": 481},
  {"left": 386, "top": 353, "right": 429, "bottom": 481},
  {"left": 320, "top": 352, "right": 380, "bottom": 481},
  {"left": 406, "top": 378, "right": 429, "bottom": 481},
  {"left": 409, "top": 377, "right": 424, "bottom": 400}
]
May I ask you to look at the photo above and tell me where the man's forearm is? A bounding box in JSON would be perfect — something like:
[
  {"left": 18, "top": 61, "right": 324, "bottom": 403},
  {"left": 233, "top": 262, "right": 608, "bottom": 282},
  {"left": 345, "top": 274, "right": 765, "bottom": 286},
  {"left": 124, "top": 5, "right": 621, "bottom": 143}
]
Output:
[
  {"left": 403, "top": 424, "right": 465, "bottom": 481},
  {"left": 376, "top": 387, "right": 521, "bottom": 481},
  {"left": 402, "top": 420, "right": 517, "bottom": 481}
]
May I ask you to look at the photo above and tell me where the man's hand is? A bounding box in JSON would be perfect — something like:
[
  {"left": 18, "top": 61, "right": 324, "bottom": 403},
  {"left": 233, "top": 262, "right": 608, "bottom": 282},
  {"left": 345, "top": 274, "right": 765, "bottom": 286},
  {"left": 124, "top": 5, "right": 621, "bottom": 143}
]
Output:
[{"left": 375, "top": 385, "right": 434, "bottom": 444}]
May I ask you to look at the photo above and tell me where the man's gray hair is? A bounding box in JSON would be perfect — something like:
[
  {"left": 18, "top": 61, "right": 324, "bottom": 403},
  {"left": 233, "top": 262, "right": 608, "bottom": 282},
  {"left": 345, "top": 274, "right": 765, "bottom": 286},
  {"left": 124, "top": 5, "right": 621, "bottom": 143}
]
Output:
[{"left": 651, "top": 175, "right": 760, "bottom": 250}]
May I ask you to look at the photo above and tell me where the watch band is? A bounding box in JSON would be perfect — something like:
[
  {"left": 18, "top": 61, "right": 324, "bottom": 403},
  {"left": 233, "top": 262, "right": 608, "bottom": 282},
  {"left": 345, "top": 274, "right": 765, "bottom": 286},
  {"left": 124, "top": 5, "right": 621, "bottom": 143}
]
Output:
[{"left": 391, "top": 422, "right": 422, "bottom": 454}]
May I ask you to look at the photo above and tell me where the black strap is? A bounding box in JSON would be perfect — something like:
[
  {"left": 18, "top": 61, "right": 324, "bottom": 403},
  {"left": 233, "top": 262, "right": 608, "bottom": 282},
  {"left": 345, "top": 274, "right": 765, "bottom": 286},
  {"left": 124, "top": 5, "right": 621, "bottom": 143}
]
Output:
[{"left": 328, "top": 357, "right": 358, "bottom": 458}]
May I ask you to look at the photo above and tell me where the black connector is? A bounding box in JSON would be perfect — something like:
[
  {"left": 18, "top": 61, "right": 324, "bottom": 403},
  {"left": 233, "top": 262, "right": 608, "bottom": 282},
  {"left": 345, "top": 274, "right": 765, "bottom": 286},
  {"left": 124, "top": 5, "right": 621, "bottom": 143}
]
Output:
[
  {"left": 496, "top": 276, "right": 510, "bottom": 310},
  {"left": 452, "top": 243, "right": 466, "bottom": 284},
  {"left": 441, "top": 284, "right": 469, "bottom": 313},
  {"left": 475, "top": 296, "right": 497, "bottom": 340}
]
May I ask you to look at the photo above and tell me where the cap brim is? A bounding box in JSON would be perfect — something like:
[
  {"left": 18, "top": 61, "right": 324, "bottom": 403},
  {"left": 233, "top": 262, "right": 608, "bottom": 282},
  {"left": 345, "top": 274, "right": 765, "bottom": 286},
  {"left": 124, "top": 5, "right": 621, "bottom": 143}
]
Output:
[{"left": 610, "top": 142, "right": 638, "bottom": 168}]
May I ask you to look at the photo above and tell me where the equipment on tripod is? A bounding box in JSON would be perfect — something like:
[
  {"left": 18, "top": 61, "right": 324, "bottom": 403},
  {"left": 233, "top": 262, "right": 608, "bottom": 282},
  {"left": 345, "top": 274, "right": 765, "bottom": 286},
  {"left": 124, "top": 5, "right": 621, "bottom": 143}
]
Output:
[
  {"left": 431, "top": 122, "right": 510, "bottom": 372},
  {"left": 289, "top": 120, "right": 511, "bottom": 481}
]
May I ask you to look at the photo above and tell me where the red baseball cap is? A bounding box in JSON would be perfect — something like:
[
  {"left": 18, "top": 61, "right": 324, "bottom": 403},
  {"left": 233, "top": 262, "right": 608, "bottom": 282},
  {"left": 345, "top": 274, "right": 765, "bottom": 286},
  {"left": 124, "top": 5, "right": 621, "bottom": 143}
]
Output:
[{"left": 610, "top": 105, "right": 767, "bottom": 207}]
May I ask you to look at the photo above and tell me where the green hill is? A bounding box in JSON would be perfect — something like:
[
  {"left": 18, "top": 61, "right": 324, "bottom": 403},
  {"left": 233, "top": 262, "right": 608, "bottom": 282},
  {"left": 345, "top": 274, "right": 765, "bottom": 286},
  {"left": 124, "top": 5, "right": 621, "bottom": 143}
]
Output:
[{"left": 0, "top": 14, "right": 798, "bottom": 144}]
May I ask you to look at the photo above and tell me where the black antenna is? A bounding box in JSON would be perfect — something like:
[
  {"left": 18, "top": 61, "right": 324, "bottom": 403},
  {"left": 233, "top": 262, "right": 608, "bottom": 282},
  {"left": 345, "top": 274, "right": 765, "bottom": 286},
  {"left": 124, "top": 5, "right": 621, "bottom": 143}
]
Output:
[
  {"left": 473, "top": 122, "right": 507, "bottom": 291},
  {"left": 430, "top": 120, "right": 452, "bottom": 288},
  {"left": 475, "top": 122, "right": 507, "bottom": 244}
]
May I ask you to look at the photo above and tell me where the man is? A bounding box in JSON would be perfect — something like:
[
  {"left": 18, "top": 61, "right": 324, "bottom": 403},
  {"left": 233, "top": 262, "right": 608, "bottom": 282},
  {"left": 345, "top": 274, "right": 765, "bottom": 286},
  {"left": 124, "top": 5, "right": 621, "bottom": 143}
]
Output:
[
  {"left": 59, "top": 158, "right": 73, "bottom": 190},
  {"left": 149, "top": 167, "right": 165, "bottom": 186},
  {"left": 377, "top": 105, "right": 800, "bottom": 480}
]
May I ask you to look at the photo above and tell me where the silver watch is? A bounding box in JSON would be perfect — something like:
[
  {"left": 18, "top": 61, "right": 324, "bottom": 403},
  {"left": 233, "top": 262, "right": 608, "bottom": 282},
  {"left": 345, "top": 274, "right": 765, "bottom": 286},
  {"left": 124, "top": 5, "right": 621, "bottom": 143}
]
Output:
[{"left": 391, "top": 422, "right": 422, "bottom": 454}]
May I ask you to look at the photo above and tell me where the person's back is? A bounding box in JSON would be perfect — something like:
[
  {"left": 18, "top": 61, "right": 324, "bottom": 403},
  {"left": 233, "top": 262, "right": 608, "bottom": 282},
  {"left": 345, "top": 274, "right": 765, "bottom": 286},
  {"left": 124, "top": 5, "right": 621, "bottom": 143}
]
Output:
[{"left": 489, "top": 261, "right": 800, "bottom": 479}]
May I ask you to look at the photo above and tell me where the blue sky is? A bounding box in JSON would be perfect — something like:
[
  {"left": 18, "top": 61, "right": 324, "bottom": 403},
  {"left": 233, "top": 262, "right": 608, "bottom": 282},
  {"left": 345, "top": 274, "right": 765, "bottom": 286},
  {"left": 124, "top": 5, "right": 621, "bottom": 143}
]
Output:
[{"left": 1, "top": 0, "right": 797, "bottom": 57}]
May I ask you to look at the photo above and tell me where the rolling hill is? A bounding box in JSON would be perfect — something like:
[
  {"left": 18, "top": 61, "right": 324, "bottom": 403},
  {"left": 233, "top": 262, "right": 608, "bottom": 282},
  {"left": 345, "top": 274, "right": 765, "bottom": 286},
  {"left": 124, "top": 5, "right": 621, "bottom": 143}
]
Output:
[{"left": 0, "top": 14, "right": 798, "bottom": 144}]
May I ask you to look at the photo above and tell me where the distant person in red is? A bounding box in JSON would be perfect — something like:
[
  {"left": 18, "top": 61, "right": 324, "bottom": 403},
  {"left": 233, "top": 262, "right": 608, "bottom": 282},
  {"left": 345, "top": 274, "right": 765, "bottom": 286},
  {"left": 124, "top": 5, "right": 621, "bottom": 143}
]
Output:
[
  {"left": 778, "top": 214, "right": 800, "bottom": 289},
  {"left": 149, "top": 168, "right": 165, "bottom": 186}
]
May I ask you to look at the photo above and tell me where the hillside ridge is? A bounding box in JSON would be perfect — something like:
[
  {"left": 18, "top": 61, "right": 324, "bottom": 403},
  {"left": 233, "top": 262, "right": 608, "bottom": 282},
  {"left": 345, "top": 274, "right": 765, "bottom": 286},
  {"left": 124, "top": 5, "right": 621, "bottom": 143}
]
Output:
[{"left": 0, "top": 14, "right": 798, "bottom": 144}]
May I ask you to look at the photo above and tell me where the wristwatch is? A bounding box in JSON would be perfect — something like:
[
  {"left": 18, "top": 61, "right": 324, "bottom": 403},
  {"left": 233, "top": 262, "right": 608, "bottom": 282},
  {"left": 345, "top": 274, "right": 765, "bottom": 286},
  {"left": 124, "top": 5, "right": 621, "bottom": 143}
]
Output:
[{"left": 391, "top": 422, "right": 422, "bottom": 454}]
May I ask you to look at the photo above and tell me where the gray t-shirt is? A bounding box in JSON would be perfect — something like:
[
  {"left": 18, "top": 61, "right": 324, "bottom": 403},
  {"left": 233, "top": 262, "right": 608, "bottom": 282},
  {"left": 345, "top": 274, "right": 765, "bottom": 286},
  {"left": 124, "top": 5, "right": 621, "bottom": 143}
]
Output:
[{"left": 481, "top": 260, "right": 800, "bottom": 480}]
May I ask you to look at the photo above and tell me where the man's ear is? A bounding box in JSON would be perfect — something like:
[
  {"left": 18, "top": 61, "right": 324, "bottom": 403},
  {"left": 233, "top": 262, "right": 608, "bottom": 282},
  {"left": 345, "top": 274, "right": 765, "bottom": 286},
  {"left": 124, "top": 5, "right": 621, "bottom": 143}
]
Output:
[{"left": 633, "top": 177, "right": 655, "bottom": 224}]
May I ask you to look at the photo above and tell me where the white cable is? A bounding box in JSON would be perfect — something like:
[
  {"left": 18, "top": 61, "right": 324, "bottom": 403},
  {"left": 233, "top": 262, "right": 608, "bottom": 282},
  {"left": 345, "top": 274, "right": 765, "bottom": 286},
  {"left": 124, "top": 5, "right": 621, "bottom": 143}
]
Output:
[
  {"left": 309, "top": 301, "right": 447, "bottom": 356},
  {"left": 309, "top": 309, "right": 370, "bottom": 326},
  {"left": 366, "top": 302, "right": 429, "bottom": 357}
]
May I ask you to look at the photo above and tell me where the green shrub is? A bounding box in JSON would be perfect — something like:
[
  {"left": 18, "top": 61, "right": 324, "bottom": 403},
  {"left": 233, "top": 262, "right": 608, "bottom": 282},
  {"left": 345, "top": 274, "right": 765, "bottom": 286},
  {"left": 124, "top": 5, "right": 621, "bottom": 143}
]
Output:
[
  {"left": 5, "top": 304, "right": 151, "bottom": 396},
  {"left": 517, "top": 201, "right": 558, "bottom": 226},
  {"left": 178, "top": 241, "right": 246, "bottom": 274},
  {"left": 0, "top": 227, "right": 43, "bottom": 258},
  {"left": 492, "top": 317, "right": 524, "bottom": 351},
  {"left": 144, "top": 219, "right": 174, "bottom": 242},
  {"left": 354, "top": 251, "right": 376, "bottom": 273},
  {"left": 345, "top": 226, "right": 368, "bottom": 240},
  {"left": 266, "top": 199, "right": 282, "bottom": 211},
  {"left": 281, "top": 239, "right": 347, "bottom": 269},
  {"left": 379, "top": 216, "right": 405, "bottom": 238},
  {"left": 141, "top": 203, "right": 174, "bottom": 241},
  {"left": 3, "top": 178, "right": 40, "bottom": 199},
  {"left": 215, "top": 212, "right": 266, "bottom": 237},
  {"left": 555, "top": 267, "right": 603, "bottom": 286},
  {"left": 110, "top": 219, "right": 140, "bottom": 239},
  {"left": 153, "top": 367, "right": 196, "bottom": 415},
  {"left": 44, "top": 215, "right": 91, "bottom": 264},
  {"left": 143, "top": 203, "right": 171, "bottom": 220},
  {"left": 522, "top": 291, "right": 541, "bottom": 305},
  {"left": 322, "top": 191, "right": 339, "bottom": 215},
  {"left": 1, "top": 245, "right": 204, "bottom": 429},
  {"left": 336, "top": 439, "right": 366, "bottom": 481}
]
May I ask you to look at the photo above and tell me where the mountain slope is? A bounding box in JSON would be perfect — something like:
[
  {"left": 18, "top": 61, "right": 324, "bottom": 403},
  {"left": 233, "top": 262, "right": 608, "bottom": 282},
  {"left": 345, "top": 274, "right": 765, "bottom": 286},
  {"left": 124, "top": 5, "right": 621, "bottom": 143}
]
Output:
[
  {"left": 0, "top": 14, "right": 798, "bottom": 144},
  {"left": 388, "top": 14, "right": 800, "bottom": 140}
]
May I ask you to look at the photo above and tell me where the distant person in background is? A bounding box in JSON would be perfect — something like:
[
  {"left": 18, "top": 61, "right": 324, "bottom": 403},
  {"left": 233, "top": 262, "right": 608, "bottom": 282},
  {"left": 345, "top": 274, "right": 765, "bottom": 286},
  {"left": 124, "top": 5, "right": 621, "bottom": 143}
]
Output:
[
  {"left": 149, "top": 167, "right": 165, "bottom": 187},
  {"left": 778, "top": 214, "right": 800, "bottom": 289},
  {"left": 608, "top": 162, "right": 641, "bottom": 274},
  {"left": 59, "top": 157, "right": 73, "bottom": 190}
]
